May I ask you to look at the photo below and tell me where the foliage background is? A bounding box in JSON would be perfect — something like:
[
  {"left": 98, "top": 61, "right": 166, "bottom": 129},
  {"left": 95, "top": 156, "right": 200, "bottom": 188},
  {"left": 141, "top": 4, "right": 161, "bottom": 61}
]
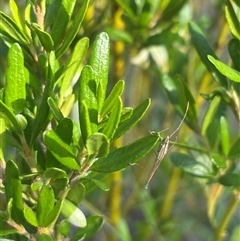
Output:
[{"left": 0, "top": 0, "right": 239, "bottom": 241}]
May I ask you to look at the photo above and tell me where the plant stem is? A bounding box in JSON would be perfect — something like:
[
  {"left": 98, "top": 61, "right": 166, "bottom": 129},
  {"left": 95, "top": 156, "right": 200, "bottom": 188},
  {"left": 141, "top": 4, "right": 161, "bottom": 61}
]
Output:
[
  {"left": 160, "top": 166, "right": 181, "bottom": 219},
  {"left": 214, "top": 192, "right": 240, "bottom": 241}
]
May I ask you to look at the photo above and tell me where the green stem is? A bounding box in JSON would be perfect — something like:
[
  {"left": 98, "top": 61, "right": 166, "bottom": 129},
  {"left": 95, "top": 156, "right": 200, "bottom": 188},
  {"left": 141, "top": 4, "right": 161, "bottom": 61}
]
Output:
[
  {"left": 214, "top": 192, "right": 240, "bottom": 241},
  {"left": 169, "top": 141, "right": 209, "bottom": 153}
]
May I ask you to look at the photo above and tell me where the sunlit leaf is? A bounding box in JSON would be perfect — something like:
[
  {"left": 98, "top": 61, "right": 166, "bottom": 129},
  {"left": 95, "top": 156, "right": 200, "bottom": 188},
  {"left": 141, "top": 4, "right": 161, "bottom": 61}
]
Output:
[
  {"left": 208, "top": 55, "right": 240, "bottom": 83},
  {"left": 91, "top": 133, "right": 159, "bottom": 172}
]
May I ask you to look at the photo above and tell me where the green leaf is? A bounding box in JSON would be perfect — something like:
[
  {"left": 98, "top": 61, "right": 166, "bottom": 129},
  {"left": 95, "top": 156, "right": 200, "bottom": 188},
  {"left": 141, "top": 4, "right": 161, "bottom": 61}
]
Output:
[
  {"left": 60, "top": 37, "right": 89, "bottom": 100},
  {"left": 89, "top": 32, "right": 110, "bottom": 112},
  {"left": 113, "top": 98, "right": 151, "bottom": 140},
  {"left": 36, "top": 233, "right": 54, "bottom": 241},
  {"left": 43, "top": 130, "right": 80, "bottom": 170},
  {"left": 210, "top": 152, "right": 227, "bottom": 169},
  {"left": 47, "top": 97, "right": 64, "bottom": 122},
  {"left": 170, "top": 152, "right": 215, "bottom": 178},
  {"left": 55, "top": 118, "right": 73, "bottom": 144},
  {"left": 0, "top": 118, "right": 6, "bottom": 160},
  {"left": 37, "top": 184, "right": 55, "bottom": 227},
  {"left": 56, "top": 0, "right": 89, "bottom": 58},
  {"left": 189, "top": 22, "right": 228, "bottom": 87},
  {"left": 100, "top": 80, "right": 125, "bottom": 117},
  {"left": 5, "top": 43, "right": 26, "bottom": 113},
  {"left": 0, "top": 101, "right": 21, "bottom": 132},
  {"left": 86, "top": 133, "right": 110, "bottom": 158},
  {"left": 102, "top": 97, "right": 122, "bottom": 139},
  {"left": 51, "top": 177, "right": 68, "bottom": 198},
  {"left": 58, "top": 220, "right": 71, "bottom": 237},
  {"left": 228, "top": 38, "right": 240, "bottom": 71},
  {"left": 9, "top": 0, "right": 28, "bottom": 37},
  {"left": 71, "top": 215, "right": 104, "bottom": 240},
  {"left": 208, "top": 55, "right": 240, "bottom": 83},
  {"left": 67, "top": 182, "right": 85, "bottom": 206},
  {"left": 45, "top": 0, "right": 62, "bottom": 28},
  {"left": 162, "top": 75, "right": 198, "bottom": 130},
  {"left": 91, "top": 133, "right": 159, "bottom": 173},
  {"left": 31, "top": 52, "right": 56, "bottom": 144},
  {"left": 0, "top": 229, "right": 18, "bottom": 237},
  {"left": 44, "top": 168, "right": 67, "bottom": 179},
  {"left": 61, "top": 199, "right": 87, "bottom": 227},
  {"left": 31, "top": 23, "right": 54, "bottom": 52},
  {"left": 225, "top": 0, "right": 240, "bottom": 40},
  {"left": 219, "top": 173, "right": 240, "bottom": 186},
  {"left": 79, "top": 101, "right": 92, "bottom": 145},
  {"left": 60, "top": 94, "right": 75, "bottom": 117},
  {"left": 120, "top": 107, "right": 133, "bottom": 122},
  {"left": 24, "top": 205, "right": 38, "bottom": 227},
  {"left": 201, "top": 95, "right": 221, "bottom": 136},
  {"left": 44, "top": 199, "right": 63, "bottom": 227},
  {"left": 5, "top": 160, "right": 23, "bottom": 223},
  {"left": 0, "top": 11, "right": 29, "bottom": 45},
  {"left": 79, "top": 66, "right": 98, "bottom": 141},
  {"left": 81, "top": 177, "right": 110, "bottom": 191},
  {"left": 228, "top": 137, "right": 240, "bottom": 160},
  {"left": 220, "top": 116, "right": 230, "bottom": 157},
  {"left": 51, "top": 0, "right": 77, "bottom": 46},
  {"left": 115, "top": 0, "right": 137, "bottom": 23},
  {"left": 105, "top": 27, "right": 133, "bottom": 44}
]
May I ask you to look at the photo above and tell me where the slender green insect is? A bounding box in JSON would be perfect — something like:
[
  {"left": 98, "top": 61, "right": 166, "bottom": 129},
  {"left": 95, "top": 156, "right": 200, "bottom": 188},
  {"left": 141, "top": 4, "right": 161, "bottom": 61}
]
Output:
[{"left": 145, "top": 102, "right": 189, "bottom": 189}]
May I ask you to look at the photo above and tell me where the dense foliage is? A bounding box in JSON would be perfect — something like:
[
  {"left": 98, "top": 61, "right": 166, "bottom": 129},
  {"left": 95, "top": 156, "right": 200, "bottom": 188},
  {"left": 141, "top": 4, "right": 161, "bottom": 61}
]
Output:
[{"left": 0, "top": 0, "right": 239, "bottom": 240}]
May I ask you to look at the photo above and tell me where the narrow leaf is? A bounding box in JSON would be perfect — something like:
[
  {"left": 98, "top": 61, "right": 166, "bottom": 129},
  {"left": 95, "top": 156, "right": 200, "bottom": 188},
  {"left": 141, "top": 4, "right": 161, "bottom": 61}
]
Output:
[
  {"left": 102, "top": 97, "right": 122, "bottom": 139},
  {"left": 100, "top": 80, "right": 125, "bottom": 117},
  {"left": 5, "top": 160, "right": 23, "bottom": 223},
  {"left": 71, "top": 215, "right": 104, "bottom": 239},
  {"left": 51, "top": 0, "right": 77, "bottom": 46},
  {"left": 228, "top": 38, "right": 240, "bottom": 71},
  {"left": 10, "top": 0, "right": 28, "bottom": 36},
  {"left": 220, "top": 116, "right": 230, "bottom": 156},
  {"left": 225, "top": 0, "right": 240, "bottom": 39},
  {"left": 56, "top": 0, "right": 89, "bottom": 58},
  {"left": 89, "top": 32, "right": 110, "bottom": 112},
  {"left": 208, "top": 55, "right": 240, "bottom": 83},
  {"left": 55, "top": 118, "right": 73, "bottom": 144},
  {"left": 5, "top": 43, "right": 26, "bottom": 113},
  {"left": 91, "top": 133, "right": 159, "bottom": 173},
  {"left": 47, "top": 97, "right": 64, "bottom": 123},
  {"left": 24, "top": 205, "right": 38, "bottom": 227},
  {"left": 31, "top": 23, "right": 54, "bottom": 52},
  {"left": 43, "top": 130, "right": 80, "bottom": 170},
  {"left": 81, "top": 177, "right": 110, "bottom": 191},
  {"left": 44, "top": 199, "right": 63, "bottom": 227},
  {"left": 0, "top": 118, "right": 6, "bottom": 161},
  {"left": 67, "top": 182, "right": 85, "bottom": 206},
  {"left": 37, "top": 184, "right": 55, "bottom": 227},
  {"left": 201, "top": 95, "right": 221, "bottom": 136},
  {"left": 228, "top": 137, "right": 240, "bottom": 160},
  {"left": 79, "top": 101, "right": 92, "bottom": 145},
  {"left": 79, "top": 65, "right": 98, "bottom": 131},
  {"left": 60, "top": 37, "right": 89, "bottom": 100},
  {"left": 0, "top": 12, "right": 29, "bottom": 45},
  {"left": 189, "top": 22, "right": 228, "bottom": 87},
  {"left": 219, "top": 173, "right": 240, "bottom": 186},
  {"left": 86, "top": 133, "right": 110, "bottom": 158},
  {"left": 44, "top": 168, "right": 67, "bottom": 179},
  {"left": 113, "top": 98, "right": 151, "bottom": 140},
  {"left": 162, "top": 75, "right": 198, "bottom": 130}
]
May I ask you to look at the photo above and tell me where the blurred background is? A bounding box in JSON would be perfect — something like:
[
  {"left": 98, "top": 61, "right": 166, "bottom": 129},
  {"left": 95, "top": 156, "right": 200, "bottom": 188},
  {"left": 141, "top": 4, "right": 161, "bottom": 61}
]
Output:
[{"left": 0, "top": 0, "right": 239, "bottom": 240}]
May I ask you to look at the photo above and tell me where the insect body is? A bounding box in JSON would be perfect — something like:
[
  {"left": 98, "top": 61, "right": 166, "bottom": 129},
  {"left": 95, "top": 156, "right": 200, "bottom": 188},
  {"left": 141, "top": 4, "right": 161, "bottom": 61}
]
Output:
[{"left": 145, "top": 103, "right": 189, "bottom": 189}]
